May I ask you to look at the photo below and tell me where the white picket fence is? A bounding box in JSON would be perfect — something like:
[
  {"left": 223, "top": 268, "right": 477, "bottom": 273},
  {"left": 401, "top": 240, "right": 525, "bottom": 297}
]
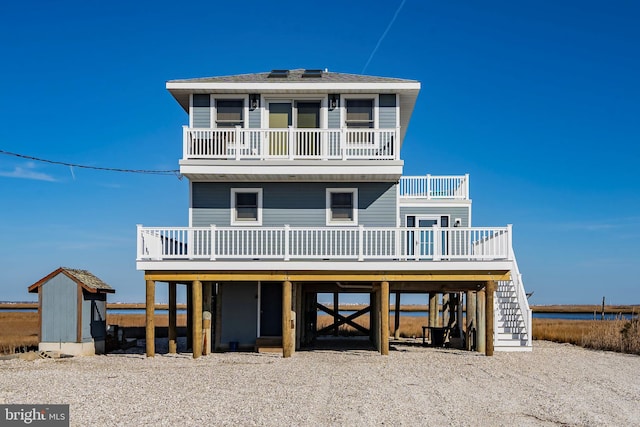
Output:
[{"left": 137, "top": 225, "right": 513, "bottom": 262}]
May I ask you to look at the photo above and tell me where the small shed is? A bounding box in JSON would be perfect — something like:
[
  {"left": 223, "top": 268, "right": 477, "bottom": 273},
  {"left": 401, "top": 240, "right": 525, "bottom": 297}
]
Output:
[{"left": 28, "top": 267, "right": 115, "bottom": 355}]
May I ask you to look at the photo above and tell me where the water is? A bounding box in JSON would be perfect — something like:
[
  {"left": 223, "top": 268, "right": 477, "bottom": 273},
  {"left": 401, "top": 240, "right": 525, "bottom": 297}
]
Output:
[{"left": 337, "top": 310, "right": 636, "bottom": 320}]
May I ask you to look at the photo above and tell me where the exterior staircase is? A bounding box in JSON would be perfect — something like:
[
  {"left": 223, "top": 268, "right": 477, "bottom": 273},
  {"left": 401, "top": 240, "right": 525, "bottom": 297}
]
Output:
[{"left": 494, "top": 257, "right": 532, "bottom": 351}]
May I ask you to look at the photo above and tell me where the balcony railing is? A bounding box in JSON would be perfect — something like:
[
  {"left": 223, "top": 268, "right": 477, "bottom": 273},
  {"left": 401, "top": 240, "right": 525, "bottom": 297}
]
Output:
[
  {"left": 183, "top": 126, "right": 399, "bottom": 160},
  {"left": 399, "top": 174, "right": 469, "bottom": 200},
  {"left": 137, "top": 225, "right": 512, "bottom": 262}
]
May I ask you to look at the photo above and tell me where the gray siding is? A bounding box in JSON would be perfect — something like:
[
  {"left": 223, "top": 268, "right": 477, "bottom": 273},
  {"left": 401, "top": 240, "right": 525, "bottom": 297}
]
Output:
[
  {"left": 220, "top": 282, "right": 257, "bottom": 346},
  {"left": 399, "top": 206, "right": 470, "bottom": 227},
  {"left": 379, "top": 94, "right": 397, "bottom": 128},
  {"left": 328, "top": 94, "right": 340, "bottom": 128},
  {"left": 41, "top": 274, "right": 77, "bottom": 343},
  {"left": 249, "top": 105, "right": 261, "bottom": 128},
  {"left": 192, "top": 94, "right": 210, "bottom": 128},
  {"left": 192, "top": 182, "right": 397, "bottom": 227}
]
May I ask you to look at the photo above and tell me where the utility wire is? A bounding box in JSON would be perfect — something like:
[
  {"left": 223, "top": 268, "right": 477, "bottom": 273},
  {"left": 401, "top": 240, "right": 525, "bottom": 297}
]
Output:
[{"left": 0, "top": 149, "right": 181, "bottom": 177}]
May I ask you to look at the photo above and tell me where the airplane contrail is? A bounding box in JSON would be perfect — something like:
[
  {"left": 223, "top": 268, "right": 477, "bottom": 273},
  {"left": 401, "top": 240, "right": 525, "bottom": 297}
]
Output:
[{"left": 362, "top": 0, "right": 407, "bottom": 74}]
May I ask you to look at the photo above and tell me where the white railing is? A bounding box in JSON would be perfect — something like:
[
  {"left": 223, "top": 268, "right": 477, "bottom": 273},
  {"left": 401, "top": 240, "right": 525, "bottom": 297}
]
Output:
[
  {"left": 183, "top": 126, "right": 399, "bottom": 161},
  {"left": 137, "top": 225, "right": 512, "bottom": 262},
  {"left": 507, "top": 254, "right": 532, "bottom": 346},
  {"left": 399, "top": 174, "right": 469, "bottom": 200}
]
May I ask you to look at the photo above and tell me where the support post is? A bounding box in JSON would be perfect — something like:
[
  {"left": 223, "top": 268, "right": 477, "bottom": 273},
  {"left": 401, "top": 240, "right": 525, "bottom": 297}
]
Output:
[
  {"left": 428, "top": 293, "right": 437, "bottom": 342},
  {"left": 486, "top": 281, "right": 496, "bottom": 356},
  {"left": 168, "top": 282, "right": 177, "bottom": 354},
  {"left": 145, "top": 280, "right": 155, "bottom": 357},
  {"left": 333, "top": 292, "right": 339, "bottom": 336},
  {"left": 282, "top": 281, "right": 293, "bottom": 358},
  {"left": 186, "top": 284, "right": 192, "bottom": 350},
  {"left": 394, "top": 292, "right": 401, "bottom": 340},
  {"left": 203, "top": 282, "right": 213, "bottom": 355},
  {"left": 442, "top": 293, "right": 449, "bottom": 328},
  {"left": 476, "top": 288, "right": 486, "bottom": 354},
  {"left": 380, "top": 281, "right": 389, "bottom": 355},
  {"left": 192, "top": 280, "right": 203, "bottom": 359},
  {"left": 465, "top": 290, "right": 477, "bottom": 351}
]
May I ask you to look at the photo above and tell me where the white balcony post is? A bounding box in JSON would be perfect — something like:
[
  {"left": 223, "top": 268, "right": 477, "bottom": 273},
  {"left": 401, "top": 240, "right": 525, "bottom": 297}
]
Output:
[
  {"left": 341, "top": 128, "right": 347, "bottom": 160},
  {"left": 136, "top": 224, "right": 142, "bottom": 260},
  {"left": 187, "top": 228, "right": 194, "bottom": 258},
  {"left": 433, "top": 225, "right": 441, "bottom": 261},
  {"left": 465, "top": 173, "right": 470, "bottom": 199},
  {"left": 507, "top": 224, "right": 513, "bottom": 260},
  {"left": 321, "top": 129, "right": 328, "bottom": 160},
  {"left": 260, "top": 130, "right": 266, "bottom": 160},
  {"left": 426, "top": 174, "right": 431, "bottom": 200},
  {"left": 235, "top": 126, "right": 241, "bottom": 160},
  {"left": 358, "top": 225, "right": 364, "bottom": 261},
  {"left": 284, "top": 224, "right": 290, "bottom": 261},
  {"left": 210, "top": 225, "right": 216, "bottom": 261},
  {"left": 395, "top": 127, "right": 400, "bottom": 160},
  {"left": 288, "top": 126, "right": 295, "bottom": 160},
  {"left": 183, "top": 126, "right": 189, "bottom": 159}
]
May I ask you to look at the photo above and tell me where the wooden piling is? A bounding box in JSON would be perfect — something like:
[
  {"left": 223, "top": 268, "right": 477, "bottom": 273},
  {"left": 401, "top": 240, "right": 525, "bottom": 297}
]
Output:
[
  {"left": 442, "top": 293, "right": 449, "bottom": 328},
  {"left": 486, "top": 281, "right": 496, "bottom": 356},
  {"left": 465, "top": 290, "right": 476, "bottom": 351},
  {"left": 476, "top": 288, "right": 486, "bottom": 354},
  {"left": 145, "top": 280, "right": 155, "bottom": 357},
  {"left": 203, "top": 282, "right": 212, "bottom": 355},
  {"left": 192, "top": 280, "right": 203, "bottom": 359},
  {"left": 282, "top": 281, "right": 293, "bottom": 358},
  {"left": 428, "top": 293, "right": 437, "bottom": 341},
  {"left": 394, "top": 292, "right": 401, "bottom": 340},
  {"left": 186, "top": 284, "right": 192, "bottom": 350},
  {"left": 381, "top": 281, "right": 389, "bottom": 355},
  {"left": 168, "top": 282, "right": 177, "bottom": 354},
  {"left": 333, "top": 292, "right": 339, "bottom": 336}
]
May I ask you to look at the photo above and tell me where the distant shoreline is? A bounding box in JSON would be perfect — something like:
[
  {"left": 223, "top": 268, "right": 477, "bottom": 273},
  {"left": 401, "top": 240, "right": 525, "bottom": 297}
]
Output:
[{"left": 1, "top": 301, "right": 638, "bottom": 314}]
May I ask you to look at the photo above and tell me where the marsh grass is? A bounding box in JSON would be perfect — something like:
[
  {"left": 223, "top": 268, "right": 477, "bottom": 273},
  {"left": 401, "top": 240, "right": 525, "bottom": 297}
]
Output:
[{"left": 0, "top": 312, "right": 39, "bottom": 354}]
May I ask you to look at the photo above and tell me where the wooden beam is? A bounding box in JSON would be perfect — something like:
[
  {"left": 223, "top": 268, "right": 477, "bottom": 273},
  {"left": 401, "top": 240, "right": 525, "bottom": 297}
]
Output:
[
  {"left": 333, "top": 292, "right": 339, "bottom": 336},
  {"left": 380, "top": 281, "right": 389, "bottom": 355},
  {"left": 282, "top": 281, "right": 293, "bottom": 358},
  {"left": 76, "top": 284, "right": 82, "bottom": 343},
  {"left": 394, "top": 292, "right": 401, "bottom": 340},
  {"left": 186, "top": 284, "right": 192, "bottom": 350},
  {"left": 144, "top": 270, "right": 511, "bottom": 283},
  {"left": 214, "top": 283, "right": 223, "bottom": 352},
  {"left": 476, "top": 288, "right": 486, "bottom": 354},
  {"left": 428, "top": 293, "right": 437, "bottom": 332},
  {"left": 316, "top": 304, "right": 371, "bottom": 335},
  {"left": 168, "top": 282, "right": 177, "bottom": 354},
  {"left": 192, "top": 280, "right": 203, "bottom": 359},
  {"left": 145, "top": 280, "right": 155, "bottom": 357},
  {"left": 465, "top": 290, "right": 476, "bottom": 351},
  {"left": 486, "top": 281, "right": 496, "bottom": 356}
]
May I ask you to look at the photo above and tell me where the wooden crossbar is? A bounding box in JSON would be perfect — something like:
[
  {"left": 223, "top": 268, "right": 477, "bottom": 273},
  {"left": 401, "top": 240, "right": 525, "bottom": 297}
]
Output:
[{"left": 316, "top": 303, "right": 370, "bottom": 335}]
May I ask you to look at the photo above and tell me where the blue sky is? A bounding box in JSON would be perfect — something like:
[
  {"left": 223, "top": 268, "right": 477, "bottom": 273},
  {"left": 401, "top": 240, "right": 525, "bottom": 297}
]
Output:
[{"left": 1, "top": 0, "right": 638, "bottom": 305}]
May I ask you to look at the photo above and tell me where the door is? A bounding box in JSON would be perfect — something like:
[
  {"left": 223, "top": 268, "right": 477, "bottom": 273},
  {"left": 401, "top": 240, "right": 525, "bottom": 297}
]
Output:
[
  {"left": 268, "top": 102, "right": 292, "bottom": 156},
  {"left": 295, "top": 101, "right": 321, "bottom": 156},
  {"left": 406, "top": 216, "right": 449, "bottom": 258},
  {"left": 260, "top": 282, "right": 282, "bottom": 337}
]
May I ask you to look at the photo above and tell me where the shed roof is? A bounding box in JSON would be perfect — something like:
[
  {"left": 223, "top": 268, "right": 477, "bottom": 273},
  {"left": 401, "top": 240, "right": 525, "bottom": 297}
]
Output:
[{"left": 28, "top": 267, "right": 115, "bottom": 294}]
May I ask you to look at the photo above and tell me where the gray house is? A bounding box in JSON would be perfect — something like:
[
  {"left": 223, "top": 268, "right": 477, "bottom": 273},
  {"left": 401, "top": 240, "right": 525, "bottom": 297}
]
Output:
[
  {"left": 28, "top": 267, "right": 115, "bottom": 355},
  {"left": 137, "top": 69, "right": 532, "bottom": 358}
]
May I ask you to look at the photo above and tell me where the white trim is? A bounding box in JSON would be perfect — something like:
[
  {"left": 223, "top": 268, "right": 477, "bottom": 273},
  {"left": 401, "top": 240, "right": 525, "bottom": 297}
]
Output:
[
  {"left": 188, "top": 181, "right": 193, "bottom": 228},
  {"left": 326, "top": 188, "right": 358, "bottom": 226},
  {"left": 395, "top": 93, "right": 400, "bottom": 131},
  {"left": 398, "top": 201, "right": 472, "bottom": 208},
  {"left": 230, "top": 188, "right": 263, "bottom": 226},
  {"left": 167, "top": 82, "right": 421, "bottom": 91},
  {"left": 137, "top": 259, "right": 513, "bottom": 272},
  {"left": 395, "top": 182, "right": 400, "bottom": 228},
  {"left": 188, "top": 93, "right": 193, "bottom": 128}
]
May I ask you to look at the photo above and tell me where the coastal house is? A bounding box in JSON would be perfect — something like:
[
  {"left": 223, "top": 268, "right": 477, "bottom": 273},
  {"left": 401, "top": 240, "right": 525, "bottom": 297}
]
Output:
[
  {"left": 136, "top": 69, "right": 532, "bottom": 358},
  {"left": 28, "top": 267, "right": 115, "bottom": 355}
]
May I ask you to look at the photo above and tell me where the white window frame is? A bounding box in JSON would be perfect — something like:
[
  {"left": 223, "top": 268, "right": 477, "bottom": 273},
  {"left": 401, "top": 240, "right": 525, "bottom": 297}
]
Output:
[
  {"left": 213, "top": 94, "right": 249, "bottom": 129},
  {"left": 326, "top": 188, "right": 358, "bottom": 226},
  {"left": 341, "top": 94, "right": 379, "bottom": 130},
  {"left": 231, "top": 188, "right": 263, "bottom": 226}
]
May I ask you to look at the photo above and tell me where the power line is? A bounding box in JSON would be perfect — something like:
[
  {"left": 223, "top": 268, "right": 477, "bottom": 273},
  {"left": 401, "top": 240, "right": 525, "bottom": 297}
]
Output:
[{"left": 0, "top": 149, "right": 181, "bottom": 177}]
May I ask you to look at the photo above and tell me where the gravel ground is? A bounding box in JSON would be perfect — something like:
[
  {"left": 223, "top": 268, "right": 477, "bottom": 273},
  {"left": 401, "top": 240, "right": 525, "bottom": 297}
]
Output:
[{"left": 1, "top": 340, "right": 639, "bottom": 426}]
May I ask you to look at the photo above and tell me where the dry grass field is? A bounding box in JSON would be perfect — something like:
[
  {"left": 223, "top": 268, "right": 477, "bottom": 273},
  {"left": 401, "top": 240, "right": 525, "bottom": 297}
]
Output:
[{"left": 2, "top": 311, "right": 638, "bottom": 355}]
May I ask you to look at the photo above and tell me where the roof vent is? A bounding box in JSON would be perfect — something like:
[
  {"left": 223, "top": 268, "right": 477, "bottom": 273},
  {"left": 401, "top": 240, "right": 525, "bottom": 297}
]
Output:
[
  {"left": 302, "top": 69, "right": 323, "bottom": 78},
  {"left": 268, "top": 69, "right": 289, "bottom": 78}
]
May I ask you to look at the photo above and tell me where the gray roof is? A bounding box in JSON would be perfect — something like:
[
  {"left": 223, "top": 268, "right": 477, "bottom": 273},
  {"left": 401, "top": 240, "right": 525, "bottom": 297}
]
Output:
[
  {"left": 168, "top": 69, "right": 418, "bottom": 84},
  {"left": 62, "top": 268, "right": 114, "bottom": 292}
]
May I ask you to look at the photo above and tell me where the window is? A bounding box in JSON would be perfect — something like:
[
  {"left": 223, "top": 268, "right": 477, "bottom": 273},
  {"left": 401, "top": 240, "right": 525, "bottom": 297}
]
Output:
[
  {"left": 345, "top": 99, "right": 374, "bottom": 128},
  {"left": 231, "top": 188, "right": 262, "bottom": 225},
  {"left": 216, "top": 99, "right": 244, "bottom": 128},
  {"left": 326, "top": 188, "right": 358, "bottom": 225}
]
